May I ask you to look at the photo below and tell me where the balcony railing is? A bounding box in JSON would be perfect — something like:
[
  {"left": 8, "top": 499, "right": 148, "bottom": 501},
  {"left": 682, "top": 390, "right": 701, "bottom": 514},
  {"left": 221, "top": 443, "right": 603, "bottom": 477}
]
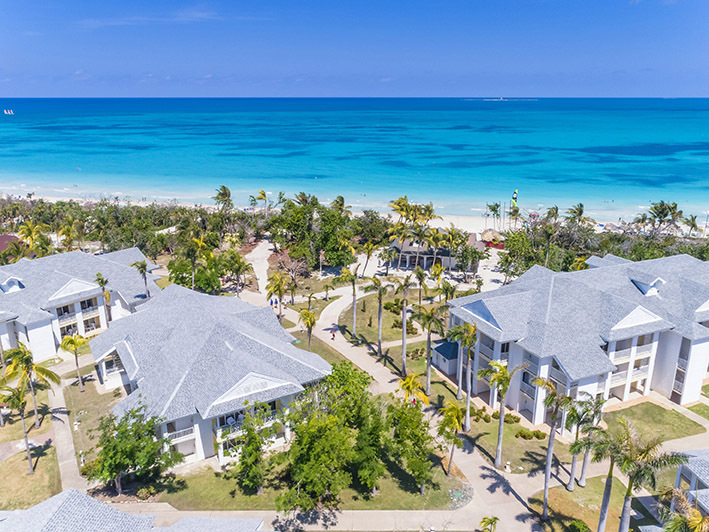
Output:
[
  {"left": 549, "top": 367, "right": 567, "bottom": 384},
  {"left": 632, "top": 366, "right": 649, "bottom": 381},
  {"left": 58, "top": 312, "right": 77, "bottom": 325},
  {"left": 673, "top": 379, "right": 685, "bottom": 393},
  {"left": 520, "top": 381, "right": 536, "bottom": 399},
  {"left": 215, "top": 411, "right": 278, "bottom": 440},
  {"left": 636, "top": 343, "right": 653, "bottom": 357},
  {"left": 678, "top": 357, "right": 688, "bottom": 371},
  {"left": 166, "top": 427, "right": 194, "bottom": 441},
  {"left": 613, "top": 347, "right": 633, "bottom": 364},
  {"left": 479, "top": 343, "right": 494, "bottom": 359},
  {"left": 81, "top": 306, "right": 100, "bottom": 318},
  {"left": 611, "top": 370, "right": 628, "bottom": 386}
]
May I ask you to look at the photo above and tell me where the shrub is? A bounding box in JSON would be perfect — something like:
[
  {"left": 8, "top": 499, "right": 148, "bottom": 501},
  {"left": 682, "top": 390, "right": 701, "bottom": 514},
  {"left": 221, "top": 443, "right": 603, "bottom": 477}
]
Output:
[
  {"left": 532, "top": 430, "right": 546, "bottom": 440},
  {"left": 136, "top": 485, "right": 157, "bottom": 500},
  {"left": 361, "top": 301, "right": 366, "bottom": 313},
  {"left": 492, "top": 411, "right": 499, "bottom": 420},
  {"left": 515, "top": 428, "right": 534, "bottom": 440},
  {"left": 504, "top": 413, "right": 520, "bottom": 424},
  {"left": 569, "top": 520, "right": 591, "bottom": 532},
  {"left": 392, "top": 318, "right": 416, "bottom": 335},
  {"left": 80, "top": 458, "right": 102, "bottom": 478},
  {"left": 367, "top": 315, "right": 373, "bottom": 327},
  {"left": 384, "top": 298, "right": 403, "bottom": 315},
  {"left": 483, "top": 414, "right": 491, "bottom": 423}
]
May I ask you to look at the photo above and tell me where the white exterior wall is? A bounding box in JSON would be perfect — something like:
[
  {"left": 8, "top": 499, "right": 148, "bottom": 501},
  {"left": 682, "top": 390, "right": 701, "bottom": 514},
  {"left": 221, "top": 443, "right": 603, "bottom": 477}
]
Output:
[
  {"left": 651, "top": 330, "right": 682, "bottom": 398},
  {"left": 682, "top": 339, "right": 709, "bottom": 405},
  {"left": 532, "top": 358, "right": 551, "bottom": 425},
  {"left": 194, "top": 415, "right": 215, "bottom": 461},
  {"left": 110, "top": 293, "right": 133, "bottom": 320},
  {"left": 0, "top": 321, "right": 17, "bottom": 352},
  {"left": 26, "top": 320, "right": 57, "bottom": 362},
  {"left": 506, "top": 343, "right": 524, "bottom": 411}
]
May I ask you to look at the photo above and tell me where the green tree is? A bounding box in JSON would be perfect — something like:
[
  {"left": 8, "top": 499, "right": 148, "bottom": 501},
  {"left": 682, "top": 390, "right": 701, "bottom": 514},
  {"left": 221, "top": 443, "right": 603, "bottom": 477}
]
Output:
[
  {"left": 413, "top": 265, "right": 427, "bottom": 305},
  {"left": 298, "top": 308, "right": 316, "bottom": 351},
  {"left": 387, "top": 398, "right": 437, "bottom": 496},
  {"left": 353, "top": 402, "right": 387, "bottom": 496},
  {"left": 3, "top": 342, "right": 60, "bottom": 428},
  {"left": 60, "top": 334, "right": 88, "bottom": 393},
  {"left": 221, "top": 250, "right": 254, "bottom": 297},
  {"left": 532, "top": 378, "right": 573, "bottom": 521},
  {"left": 659, "top": 488, "right": 709, "bottom": 532},
  {"left": 394, "top": 274, "right": 415, "bottom": 376},
  {"left": 362, "top": 240, "right": 378, "bottom": 277},
  {"left": 412, "top": 305, "right": 444, "bottom": 395},
  {"left": 397, "top": 374, "right": 429, "bottom": 407},
  {"left": 95, "top": 273, "right": 112, "bottom": 323},
  {"left": 17, "top": 220, "right": 50, "bottom": 250},
  {"left": 86, "top": 403, "right": 183, "bottom": 494},
  {"left": 0, "top": 385, "right": 33, "bottom": 474},
  {"left": 480, "top": 516, "right": 500, "bottom": 532},
  {"left": 616, "top": 418, "right": 688, "bottom": 532},
  {"left": 230, "top": 402, "right": 274, "bottom": 495},
  {"left": 338, "top": 265, "right": 360, "bottom": 337},
  {"left": 477, "top": 360, "right": 526, "bottom": 469},
  {"left": 130, "top": 259, "right": 150, "bottom": 298},
  {"left": 266, "top": 272, "right": 287, "bottom": 322},
  {"left": 447, "top": 322, "right": 477, "bottom": 428},
  {"left": 378, "top": 247, "right": 399, "bottom": 276},
  {"left": 363, "top": 277, "right": 391, "bottom": 356},
  {"left": 438, "top": 401, "right": 463, "bottom": 476}
]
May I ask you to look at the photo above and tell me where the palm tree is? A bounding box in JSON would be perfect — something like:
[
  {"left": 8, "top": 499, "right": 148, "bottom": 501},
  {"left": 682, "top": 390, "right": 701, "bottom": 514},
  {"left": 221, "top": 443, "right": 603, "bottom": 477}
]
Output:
[
  {"left": 338, "top": 265, "right": 360, "bottom": 337},
  {"left": 397, "top": 374, "right": 429, "bottom": 406},
  {"left": 213, "top": 185, "right": 233, "bottom": 212},
  {"left": 413, "top": 265, "right": 427, "bottom": 306},
  {"left": 412, "top": 305, "right": 444, "bottom": 396},
  {"left": 4, "top": 342, "right": 60, "bottom": 428},
  {"left": 17, "top": 220, "right": 50, "bottom": 249},
  {"left": 616, "top": 418, "right": 688, "bottom": 532},
  {"left": 446, "top": 323, "right": 477, "bottom": 430},
  {"left": 362, "top": 241, "right": 377, "bottom": 277},
  {"left": 430, "top": 263, "right": 444, "bottom": 288},
  {"left": 0, "top": 385, "right": 33, "bottom": 474},
  {"left": 427, "top": 227, "right": 444, "bottom": 270},
  {"left": 634, "top": 213, "right": 649, "bottom": 233},
  {"left": 298, "top": 309, "right": 316, "bottom": 351},
  {"left": 438, "top": 401, "right": 463, "bottom": 476},
  {"left": 323, "top": 283, "right": 334, "bottom": 301},
  {"left": 378, "top": 248, "right": 399, "bottom": 276},
  {"left": 479, "top": 516, "right": 500, "bottom": 532},
  {"left": 478, "top": 360, "right": 526, "bottom": 469},
  {"left": 532, "top": 378, "right": 572, "bottom": 521},
  {"left": 266, "top": 272, "right": 287, "bottom": 322},
  {"left": 389, "top": 222, "right": 410, "bottom": 270},
  {"left": 546, "top": 205, "right": 559, "bottom": 221},
  {"left": 95, "top": 273, "right": 112, "bottom": 323},
  {"left": 659, "top": 488, "right": 709, "bottom": 532},
  {"left": 256, "top": 189, "right": 268, "bottom": 211},
  {"left": 363, "top": 277, "right": 391, "bottom": 356},
  {"left": 394, "top": 275, "right": 415, "bottom": 376},
  {"left": 566, "top": 393, "right": 605, "bottom": 490},
  {"left": 684, "top": 214, "right": 699, "bottom": 237},
  {"left": 130, "top": 260, "right": 150, "bottom": 298},
  {"left": 60, "top": 334, "right": 88, "bottom": 393},
  {"left": 222, "top": 250, "right": 254, "bottom": 297},
  {"left": 410, "top": 223, "right": 430, "bottom": 268}
]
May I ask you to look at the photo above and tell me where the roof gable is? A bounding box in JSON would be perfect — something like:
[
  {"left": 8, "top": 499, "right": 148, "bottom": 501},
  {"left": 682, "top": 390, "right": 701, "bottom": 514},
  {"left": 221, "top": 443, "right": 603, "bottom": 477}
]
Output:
[
  {"left": 211, "top": 372, "right": 291, "bottom": 407},
  {"left": 463, "top": 300, "right": 500, "bottom": 329},
  {"left": 46, "top": 278, "right": 101, "bottom": 304},
  {"left": 611, "top": 305, "right": 663, "bottom": 331}
]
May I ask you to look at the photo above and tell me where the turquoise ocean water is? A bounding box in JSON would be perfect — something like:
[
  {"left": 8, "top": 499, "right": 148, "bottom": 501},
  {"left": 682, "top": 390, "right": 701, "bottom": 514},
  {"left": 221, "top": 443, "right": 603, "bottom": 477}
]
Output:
[{"left": 1, "top": 98, "right": 708, "bottom": 219}]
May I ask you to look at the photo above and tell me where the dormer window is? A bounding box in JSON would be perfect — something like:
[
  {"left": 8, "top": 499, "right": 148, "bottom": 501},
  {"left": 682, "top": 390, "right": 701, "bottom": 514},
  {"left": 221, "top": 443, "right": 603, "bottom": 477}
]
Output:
[{"left": 631, "top": 277, "right": 665, "bottom": 297}]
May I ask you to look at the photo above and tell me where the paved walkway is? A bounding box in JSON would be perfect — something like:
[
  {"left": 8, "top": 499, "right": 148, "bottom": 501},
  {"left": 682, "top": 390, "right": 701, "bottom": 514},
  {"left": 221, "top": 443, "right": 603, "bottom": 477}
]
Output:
[
  {"left": 49, "top": 380, "right": 87, "bottom": 491},
  {"left": 0, "top": 429, "right": 55, "bottom": 463}
]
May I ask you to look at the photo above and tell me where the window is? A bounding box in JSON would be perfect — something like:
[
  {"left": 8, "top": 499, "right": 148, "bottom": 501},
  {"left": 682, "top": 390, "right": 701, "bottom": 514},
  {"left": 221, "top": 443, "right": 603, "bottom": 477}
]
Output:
[
  {"left": 218, "top": 410, "right": 245, "bottom": 428},
  {"left": 104, "top": 352, "right": 123, "bottom": 375},
  {"left": 57, "top": 305, "right": 72, "bottom": 317},
  {"left": 83, "top": 317, "right": 100, "bottom": 332},
  {"left": 80, "top": 298, "right": 96, "bottom": 311},
  {"left": 501, "top": 342, "right": 510, "bottom": 354},
  {"left": 60, "top": 324, "right": 77, "bottom": 338}
]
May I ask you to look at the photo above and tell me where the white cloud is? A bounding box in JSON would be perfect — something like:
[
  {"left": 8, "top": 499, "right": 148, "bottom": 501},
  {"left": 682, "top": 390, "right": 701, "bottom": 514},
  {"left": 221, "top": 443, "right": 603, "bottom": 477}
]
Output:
[{"left": 79, "top": 6, "right": 221, "bottom": 29}]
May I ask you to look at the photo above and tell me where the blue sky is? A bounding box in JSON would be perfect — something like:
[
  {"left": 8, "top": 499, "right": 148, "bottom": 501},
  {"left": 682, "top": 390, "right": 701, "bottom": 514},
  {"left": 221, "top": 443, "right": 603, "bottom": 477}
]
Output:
[{"left": 1, "top": 0, "right": 708, "bottom": 97}]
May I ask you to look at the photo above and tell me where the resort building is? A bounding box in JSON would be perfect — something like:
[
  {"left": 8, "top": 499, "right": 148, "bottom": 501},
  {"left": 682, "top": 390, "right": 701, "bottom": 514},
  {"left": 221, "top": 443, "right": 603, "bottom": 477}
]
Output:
[
  {"left": 673, "top": 448, "right": 709, "bottom": 514},
  {"left": 389, "top": 234, "right": 486, "bottom": 271},
  {"left": 0, "top": 248, "right": 158, "bottom": 363},
  {"left": 439, "top": 254, "right": 709, "bottom": 428},
  {"left": 0, "top": 488, "right": 270, "bottom": 531},
  {"left": 90, "top": 284, "right": 331, "bottom": 464}
]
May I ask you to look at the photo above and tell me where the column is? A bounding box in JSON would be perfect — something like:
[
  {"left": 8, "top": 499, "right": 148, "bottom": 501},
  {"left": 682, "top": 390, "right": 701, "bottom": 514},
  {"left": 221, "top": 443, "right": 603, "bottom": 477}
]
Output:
[
  {"left": 472, "top": 339, "right": 480, "bottom": 395},
  {"left": 622, "top": 336, "right": 639, "bottom": 402},
  {"left": 283, "top": 408, "right": 291, "bottom": 441},
  {"left": 406, "top": 255, "right": 410, "bottom": 269},
  {"left": 532, "top": 362, "right": 550, "bottom": 425},
  {"left": 74, "top": 303, "right": 86, "bottom": 335},
  {"left": 560, "top": 382, "right": 572, "bottom": 438},
  {"left": 644, "top": 332, "right": 660, "bottom": 395},
  {"left": 603, "top": 372, "right": 611, "bottom": 401},
  {"left": 490, "top": 341, "right": 502, "bottom": 407},
  {"left": 456, "top": 341, "right": 463, "bottom": 389}
]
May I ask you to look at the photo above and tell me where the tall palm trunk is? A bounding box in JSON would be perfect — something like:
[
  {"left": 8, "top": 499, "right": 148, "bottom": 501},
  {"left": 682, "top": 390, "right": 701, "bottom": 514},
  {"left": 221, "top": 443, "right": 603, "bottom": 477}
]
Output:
[
  {"left": 425, "top": 331, "right": 432, "bottom": 396},
  {"left": 401, "top": 297, "right": 408, "bottom": 376},
  {"left": 363, "top": 256, "right": 370, "bottom": 277},
  {"left": 464, "top": 348, "right": 472, "bottom": 431},
  {"left": 74, "top": 350, "right": 84, "bottom": 392},
  {"left": 618, "top": 483, "right": 634, "bottom": 532},
  {"left": 597, "top": 460, "right": 614, "bottom": 532},
  {"left": 115, "top": 472, "right": 123, "bottom": 495},
  {"left": 495, "top": 399, "right": 505, "bottom": 468},
  {"left": 21, "top": 409, "right": 33, "bottom": 474},
  {"left": 456, "top": 343, "right": 464, "bottom": 400},
  {"left": 351, "top": 287, "right": 357, "bottom": 337},
  {"left": 397, "top": 252, "right": 403, "bottom": 271},
  {"left": 28, "top": 378, "right": 41, "bottom": 429},
  {"left": 542, "top": 413, "right": 559, "bottom": 521},
  {"left": 578, "top": 450, "right": 591, "bottom": 487},
  {"left": 377, "top": 296, "right": 383, "bottom": 355},
  {"left": 447, "top": 430, "right": 458, "bottom": 476},
  {"left": 567, "top": 427, "right": 580, "bottom": 491}
]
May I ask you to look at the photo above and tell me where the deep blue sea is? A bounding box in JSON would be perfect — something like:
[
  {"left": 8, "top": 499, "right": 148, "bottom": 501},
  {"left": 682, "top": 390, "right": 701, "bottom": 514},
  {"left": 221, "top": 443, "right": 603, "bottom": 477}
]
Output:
[{"left": 1, "top": 98, "right": 708, "bottom": 219}]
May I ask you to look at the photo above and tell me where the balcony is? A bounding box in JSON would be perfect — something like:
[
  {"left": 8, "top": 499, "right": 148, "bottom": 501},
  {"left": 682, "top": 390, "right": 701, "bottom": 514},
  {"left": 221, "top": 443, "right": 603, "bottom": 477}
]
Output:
[
  {"left": 520, "top": 381, "right": 536, "bottom": 399},
  {"left": 57, "top": 312, "right": 77, "bottom": 326},
  {"left": 678, "top": 357, "right": 688, "bottom": 371},
  {"left": 673, "top": 379, "right": 685, "bottom": 393},
  {"left": 81, "top": 306, "right": 100, "bottom": 319},
  {"left": 613, "top": 347, "right": 633, "bottom": 364},
  {"left": 214, "top": 411, "right": 278, "bottom": 441},
  {"left": 166, "top": 427, "right": 194, "bottom": 441},
  {"left": 549, "top": 367, "right": 567, "bottom": 385},
  {"left": 610, "top": 370, "right": 628, "bottom": 387},
  {"left": 479, "top": 342, "right": 494, "bottom": 359},
  {"left": 632, "top": 366, "right": 649, "bottom": 381},
  {"left": 635, "top": 343, "right": 653, "bottom": 358}
]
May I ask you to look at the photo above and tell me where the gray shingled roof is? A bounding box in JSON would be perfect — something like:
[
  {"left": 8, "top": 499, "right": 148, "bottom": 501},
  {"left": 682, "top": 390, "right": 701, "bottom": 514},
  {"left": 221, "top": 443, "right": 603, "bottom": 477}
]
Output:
[
  {"left": 0, "top": 489, "right": 155, "bottom": 531},
  {"left": 449, "top": 254, "right": 709, "bottom": 381},
  {"left": 0, "top": 248, "right": 159, "bottom": 324},
  {"left": 0, "top": 490, "right": 268, "bottom": 532},
  {"left": 91, "top": 284, "right": 331, "bottom": 422}
]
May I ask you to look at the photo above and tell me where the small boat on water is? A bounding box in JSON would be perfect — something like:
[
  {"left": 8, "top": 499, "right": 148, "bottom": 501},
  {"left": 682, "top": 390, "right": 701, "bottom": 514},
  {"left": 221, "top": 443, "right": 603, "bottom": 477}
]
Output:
[{"left": 3, "top": 109, "right": 14, "bottom": 115}]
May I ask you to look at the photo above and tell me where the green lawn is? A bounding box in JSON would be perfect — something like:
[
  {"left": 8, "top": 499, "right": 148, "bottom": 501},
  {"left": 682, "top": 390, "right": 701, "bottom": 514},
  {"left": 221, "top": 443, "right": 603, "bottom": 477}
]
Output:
[
  {"left": 0, "top": 445, "right": 62, "bottom": 510},
  {"left": 378, "top": 341, "right": 429, "bottom": 378},
  {"left": 689, "top": 402, "right": 709, "bottom": 421},
  {"left": 160, "top": 455, "right": 463, "bottom": 511},
  {"left": 339, "top": 294, "right": 420, "bottom": 344},
  {"left": 703, "top": 384, "right": 709, "bottom": 399},
  {"left": 529, "top": 475, "right": 658, "bottom": 532},
  {"left": 156, "top": 276, "right": 172, "bottom": 289},
  {"left": 292, "top": 330, "right": 349, "bottom": 366},
  {"left": 0, "top": 385, "right": 52, "bottom": 444},
  {"left": 291, "top": 295, "right": 341, "bottom": 321},
  {"left": 62, "top": 366, "right": 121, "bottom": 466},
  {"left": 604, "top": 402, "right": 705, "bottom": 442},
  {"left": 280, "top": 317, "right": 296, "bottom": 329}
]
